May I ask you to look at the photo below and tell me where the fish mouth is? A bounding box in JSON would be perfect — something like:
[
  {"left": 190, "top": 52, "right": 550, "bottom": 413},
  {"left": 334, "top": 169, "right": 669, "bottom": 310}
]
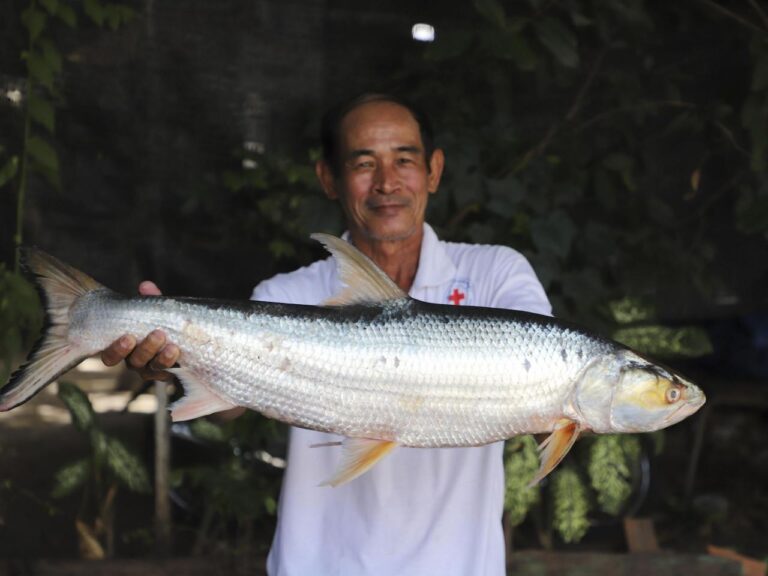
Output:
[{"left": 663, "top": 389, "right": 706, "bottom": 425}]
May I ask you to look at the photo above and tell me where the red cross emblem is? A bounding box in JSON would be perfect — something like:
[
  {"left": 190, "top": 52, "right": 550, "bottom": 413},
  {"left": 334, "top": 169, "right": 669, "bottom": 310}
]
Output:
[{"left": 448, "top": 288, "right": 465, "bottom": 306}]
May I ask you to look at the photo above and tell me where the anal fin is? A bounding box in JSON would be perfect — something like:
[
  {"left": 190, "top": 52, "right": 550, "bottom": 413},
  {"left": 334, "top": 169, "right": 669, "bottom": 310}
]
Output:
[
  {"left": 529, "top": 418, "right": 581, "bottom": 487},
  {"left": 167, "top": 367, "right": 237, "bottom": 421},
  {"left": 318, "top": 437, "right": 397, "bottom": 487}
]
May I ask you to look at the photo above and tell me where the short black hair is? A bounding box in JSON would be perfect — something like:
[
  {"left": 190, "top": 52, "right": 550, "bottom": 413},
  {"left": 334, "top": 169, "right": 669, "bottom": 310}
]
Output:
[{"left": 320, "top": 92, "right": 436, "bottom": 177}]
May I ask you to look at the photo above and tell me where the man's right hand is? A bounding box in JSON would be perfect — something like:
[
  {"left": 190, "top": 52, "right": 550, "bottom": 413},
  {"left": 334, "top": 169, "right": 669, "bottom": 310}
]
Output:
[{"left": 100, "top": 281, "right": 181, "bottom": 381}]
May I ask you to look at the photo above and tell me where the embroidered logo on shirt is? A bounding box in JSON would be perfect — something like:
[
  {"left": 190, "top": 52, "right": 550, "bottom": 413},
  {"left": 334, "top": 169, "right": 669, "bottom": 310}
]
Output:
[{"left": 447, "top": 280, "right": 469, "bottom": 306}]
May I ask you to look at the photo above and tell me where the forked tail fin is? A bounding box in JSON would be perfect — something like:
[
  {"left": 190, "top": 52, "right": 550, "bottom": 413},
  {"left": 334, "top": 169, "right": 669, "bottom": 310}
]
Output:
[{"left": 0, "top": 248, "right": 105, "bottom": 411}]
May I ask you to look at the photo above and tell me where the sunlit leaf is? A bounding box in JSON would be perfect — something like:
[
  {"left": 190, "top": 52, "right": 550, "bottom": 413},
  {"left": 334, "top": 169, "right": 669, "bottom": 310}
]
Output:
[
  {"left": 51, "top": 458, "right": 89, "bottom": 498},
  {"left": 588, "top": 435, "right": 639, "bottom": 515},
  {"left": 612, "top": 325, "right": 713, "bottom": 357},
  {"left": 58, "top": 382, "right": 94, "bottom": 432},
  {"left": 608, "top": 297, "right": 655, "bottom": 325},
  {"left": 189, "top": 418, "right": 227, "bottom": 443},
  {"left": 552, "top": 467, "right": 590, "bottom": 543},
  {"left": 503, "top": 435, "right": 540, "bottom": 525},
  {"left": 103, "top": 436, "right": 151, "bottom": 493}
]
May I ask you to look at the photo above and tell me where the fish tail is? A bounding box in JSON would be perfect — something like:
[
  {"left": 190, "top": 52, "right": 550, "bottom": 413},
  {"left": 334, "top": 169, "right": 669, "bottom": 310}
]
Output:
[{"left": 0, "top": 248, "right": 105, "bottom": 411}]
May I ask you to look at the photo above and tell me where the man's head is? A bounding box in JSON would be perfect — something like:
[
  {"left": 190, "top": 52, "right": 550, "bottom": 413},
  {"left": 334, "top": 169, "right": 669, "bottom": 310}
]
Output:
[
  {"left": 316, "top": 93, "right": 444, "bottom": 246},
  {"left": 321, "top": 93, "right": 437, "bottom": 177}
]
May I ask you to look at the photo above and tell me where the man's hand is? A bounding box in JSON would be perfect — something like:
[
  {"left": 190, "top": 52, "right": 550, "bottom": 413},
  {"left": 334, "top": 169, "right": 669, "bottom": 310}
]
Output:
[{"left": 100, "top": 281, "right": 181, "bottom": 381}]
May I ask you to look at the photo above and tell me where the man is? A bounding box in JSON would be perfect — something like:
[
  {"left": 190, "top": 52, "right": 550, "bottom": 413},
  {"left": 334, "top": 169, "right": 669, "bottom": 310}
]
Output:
[{"left": 102, "top": 93, "right": 551, "bottom": 575}]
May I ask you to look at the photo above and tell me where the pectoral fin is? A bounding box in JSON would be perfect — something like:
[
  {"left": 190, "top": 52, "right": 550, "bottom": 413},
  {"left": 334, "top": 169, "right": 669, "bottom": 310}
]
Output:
[
  {"left": 529, "top": 418, "right": 581, "bottom": 487},
  {"left": 167, "top": 367, "right": 237, "bottom": 421},
  {"left": 318, "top": 438, "right": 398, "bottom": 487}
]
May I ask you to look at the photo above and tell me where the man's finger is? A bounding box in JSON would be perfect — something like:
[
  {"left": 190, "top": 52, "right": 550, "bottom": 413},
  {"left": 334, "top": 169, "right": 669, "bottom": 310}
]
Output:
[
  {"left": 149, "top": 344, "right": 181, "bottom": 371},
  {"left": 139, "top": 281, "right": 162, "bottom": 296},
  {"left": 127, "top": 329, "right": 167, "bottom": 369},
  {"left": 101, "top": 335, "right": 136, "bottom": 367}
]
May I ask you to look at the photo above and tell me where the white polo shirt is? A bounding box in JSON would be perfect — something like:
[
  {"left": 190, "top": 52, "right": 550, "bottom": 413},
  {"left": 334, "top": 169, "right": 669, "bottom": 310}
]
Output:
[{"left": 252, "top": 224, "right": 551, "bottom": 576}]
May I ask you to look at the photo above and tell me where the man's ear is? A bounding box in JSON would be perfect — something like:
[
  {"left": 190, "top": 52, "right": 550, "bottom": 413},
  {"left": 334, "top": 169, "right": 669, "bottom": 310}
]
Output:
[
  {"left": 427, "top": 148, "right": 445, "bottom": 194},
  {"left": 316, "top": 160, "right": 338, "bottom": 200}
]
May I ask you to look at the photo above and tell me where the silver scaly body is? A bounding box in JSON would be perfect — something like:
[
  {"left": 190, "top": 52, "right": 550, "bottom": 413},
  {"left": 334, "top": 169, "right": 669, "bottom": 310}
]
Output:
[
  {"left": 0, "top": 236, "right": 705, "bottom": 486},
  {"left": 72, "top": 291, "right": 617, "bottom": 447}
]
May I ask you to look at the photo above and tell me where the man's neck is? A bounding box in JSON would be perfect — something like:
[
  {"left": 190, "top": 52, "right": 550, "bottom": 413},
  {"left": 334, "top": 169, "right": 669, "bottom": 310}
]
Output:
[{"left": 349, "top": 228, "right": 423, "bottom": 293}]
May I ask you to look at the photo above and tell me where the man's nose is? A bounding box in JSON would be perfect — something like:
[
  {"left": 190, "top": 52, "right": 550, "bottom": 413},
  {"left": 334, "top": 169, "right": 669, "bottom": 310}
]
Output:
[{"left": 373, "top": 162, "right": 399, "bottom": 194}]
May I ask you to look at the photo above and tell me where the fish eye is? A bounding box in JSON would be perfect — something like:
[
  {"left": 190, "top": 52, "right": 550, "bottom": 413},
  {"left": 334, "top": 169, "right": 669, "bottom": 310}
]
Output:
[{"left": 665, "top": 387, "right": 681, "bottom": 403}]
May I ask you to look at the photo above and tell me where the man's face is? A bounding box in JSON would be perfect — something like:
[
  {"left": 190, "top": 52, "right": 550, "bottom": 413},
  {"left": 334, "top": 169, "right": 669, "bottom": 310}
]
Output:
[{"left": 318, "top": 101, "right": 444, "bottom": 244}]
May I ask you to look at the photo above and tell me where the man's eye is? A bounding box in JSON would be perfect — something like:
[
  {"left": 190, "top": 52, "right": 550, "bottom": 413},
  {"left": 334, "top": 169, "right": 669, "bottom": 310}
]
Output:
[{"left": 397, "top": 157, "right": 413, "bottom": 165}]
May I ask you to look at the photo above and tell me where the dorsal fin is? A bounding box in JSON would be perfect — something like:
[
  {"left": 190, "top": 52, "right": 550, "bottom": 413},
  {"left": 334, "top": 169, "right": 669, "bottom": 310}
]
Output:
[{"left": 310, "top": 233, "right": 407, "bottom": 305}]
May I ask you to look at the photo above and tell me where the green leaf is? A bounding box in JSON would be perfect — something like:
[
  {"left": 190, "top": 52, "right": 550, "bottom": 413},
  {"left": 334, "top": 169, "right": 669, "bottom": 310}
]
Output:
[
  {"left": 40, "top": 0, "right": 59, "bottom": 16},
  {"left": 27, "top": 136, "right": 59, "bottom": 172},
  {"left": 588, "top": 435, "right": 640, "bottom": 515},
  {"left": 552, "top": 467, "right": 590, "bottom": 543},
  {"left": 38, "top": 165, "right": 62, "bottom": 189},
  {"left": 486, "top": 174, "right": 526, "bottom": 217},
  {"left": 530, "top": 209, "right": 576, "bottom": 260},
  {"left": 57, "top": 382, "right": 94, "bottom": 431},
  {"left": 84, "top": 0, "right": 105, "bottom": 26},
  {"left": 21, "top": 6, "right": 47, "bottom": 42},
  {"left": 104, "top": 4, "right": 135, "bottom": 30},
  {"left": 268, "top": 239, "right": 297, "bottom": 260},
  {"left": 25, "top": 51, "right": 55, "bottom": 90},
  {"left": 612, "top": 325, "right": 714, "bottom": 358},
  {"left": 534, "top": 17, "right": 579, "bottom": 69},
  {"left": 189, "top": 418, "right": 227, "bottom": 443},
  {"left": 56, "top": 3, "right": 77, "bottom": 27},
  {"left": 103, "top": 436, "right": 151, "bottom": 493},
  {"left": 51, "top": 458, "right": 89, "bottom": 498},
  {"left": 0, "top": 156, "right": 19, "bottom": 188},
  {"left": 474, "top": 0, "right": 506, "bottom": 28},
  {"left": 503, "top": 436, "right": 540, "bottom": 525},
  {"left": 40, "top": 40, "right": 63, "bottom": 75},
  {"left": 28, "top": 94, "right": 55, "bottom": 133}
]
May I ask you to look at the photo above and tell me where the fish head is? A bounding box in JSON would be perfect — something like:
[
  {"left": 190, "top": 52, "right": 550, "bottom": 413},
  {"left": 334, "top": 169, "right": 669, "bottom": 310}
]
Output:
[
  {"left": 573, "top": 350, "right": 705, "bottom": 433},
  {"left": 608, "top": 352, "right": 705, "bottom": 432}
]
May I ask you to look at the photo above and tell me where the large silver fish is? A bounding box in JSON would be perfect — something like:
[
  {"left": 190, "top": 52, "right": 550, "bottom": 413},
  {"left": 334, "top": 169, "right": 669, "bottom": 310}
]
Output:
[{"left": 0, "top": 235, "right": 705, "bottom": 486}]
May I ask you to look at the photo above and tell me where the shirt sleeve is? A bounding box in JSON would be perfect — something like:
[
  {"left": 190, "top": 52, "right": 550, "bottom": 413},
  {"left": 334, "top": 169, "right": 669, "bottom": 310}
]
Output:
[{"left": 488, "top": 246, "right": 552, "bottom": 317}]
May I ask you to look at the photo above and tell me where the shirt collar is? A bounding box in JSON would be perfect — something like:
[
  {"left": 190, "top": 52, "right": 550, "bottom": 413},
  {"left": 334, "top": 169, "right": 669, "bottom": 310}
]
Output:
[
  {"left": 411, "top": 223, "right": 456, "bottom": 291},
  {"left": 339, "top": 223, "right": 456, "bottom": 292}
]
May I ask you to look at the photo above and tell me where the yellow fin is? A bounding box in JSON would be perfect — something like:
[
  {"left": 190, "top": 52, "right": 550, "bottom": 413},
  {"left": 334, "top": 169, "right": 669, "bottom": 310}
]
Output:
[
  {"left": 529, "top": 418, "right": 581, "bottom": 487},
  {"left": 310, "top": 233, "right": 407, "bottom": 305},
  {"left": 319, "top": 437, "right": 398, "bottom": 487}
]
